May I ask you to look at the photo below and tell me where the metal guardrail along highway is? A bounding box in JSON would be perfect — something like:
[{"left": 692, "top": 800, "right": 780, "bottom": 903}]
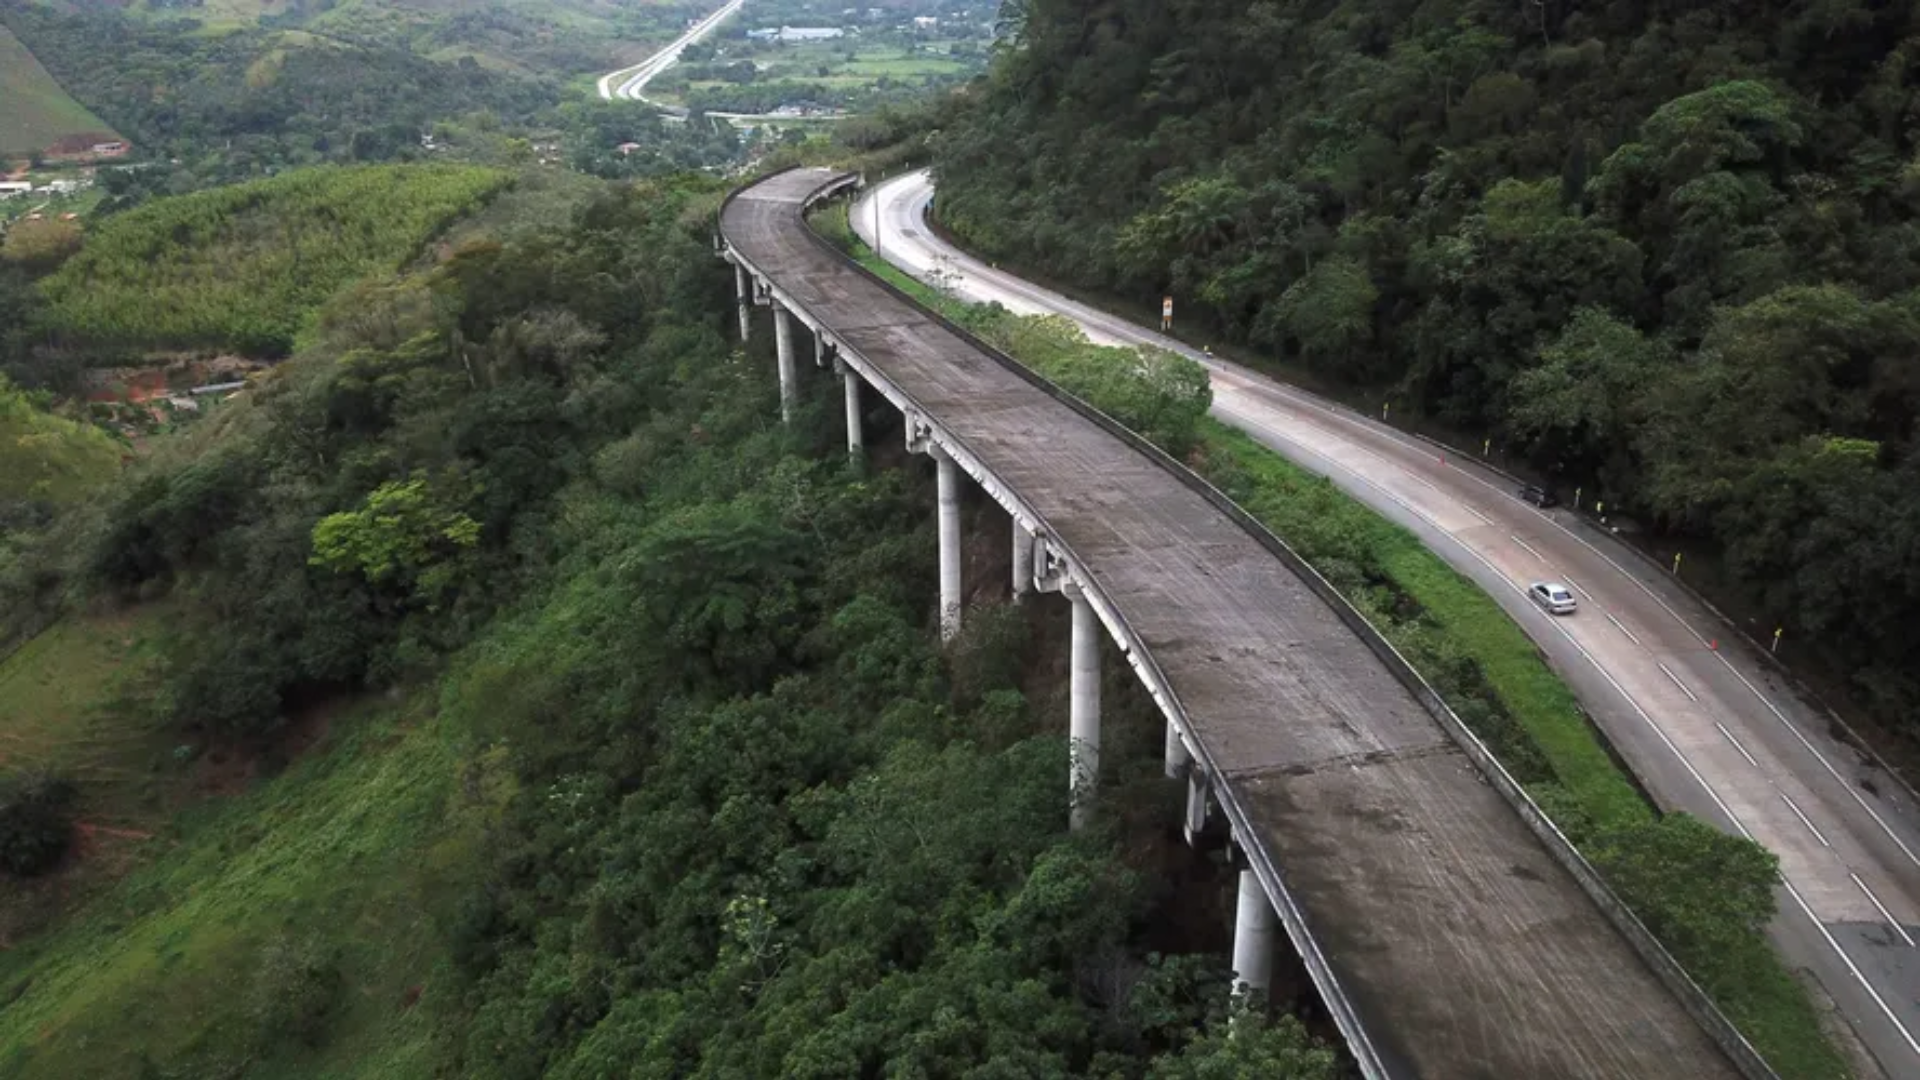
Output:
[{"left": 720, "top": 167, "right": 1757, "bottom": 1079}]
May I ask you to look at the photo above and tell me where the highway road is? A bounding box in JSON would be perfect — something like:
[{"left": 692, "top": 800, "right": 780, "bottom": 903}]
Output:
[
  {"left": 857, "top": 168, "right": 1920, "bottom": 1077},
  {"left": 595, "top": 0, "right": 839, "bottom": 126},
  {"left": 596, "top": 0, "right": 748, "bottom": 104}
]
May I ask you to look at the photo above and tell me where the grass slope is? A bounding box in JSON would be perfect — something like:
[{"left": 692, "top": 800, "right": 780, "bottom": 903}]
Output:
[
  {"left": 0, "top": 608, "right": 177, "bottom": 944},
  {"left": 0, "top": 690, "right": 482, "bottom": 1078},
  {"left": 38, "top": 163, "right": 510, "bottom": 355},
  {"left": 814, "top": 206, "right": 1850, "bottom": 1080},
  {"left": 0, "top": 23, "right": 118, "bottom": 157},
  {"left": 0, "top": 381, "right": 122, "bottom": 504}
]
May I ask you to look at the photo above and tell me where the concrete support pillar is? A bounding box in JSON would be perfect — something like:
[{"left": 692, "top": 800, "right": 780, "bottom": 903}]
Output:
[
  {"left": 1165, "top": 723, "right": 1192, "bottom": 779},
  {"left": 734, "top": 263, "right": 751, "bottom": 342},
  {"left": 934, "top": 447, "right": 962, "bottom": 641},
  {"left": 1183, "top": 772, "right": 1210, "bottom": 846},
  {"left": 1068, "top": 585, "right": 1102, "bottom": 831},
  {"left": 838, "top": 359, "right": 863, "bottom": 457},
  {"left": 1231, "top": 869, "right": 1277, "bottom": 998},
  {"left": 773, "top": 304, "right": 797, "bottom": 424},
  {"left": 814, "top": 330, "right": 826, "bottom": 368},
  {"left": 1011, "top": 521, "right": 1033, "bottom": 601}
]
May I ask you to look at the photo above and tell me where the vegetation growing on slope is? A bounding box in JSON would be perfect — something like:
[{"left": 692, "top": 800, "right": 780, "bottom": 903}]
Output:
[
  {"left": 932, "top": 0, "right": 1920, "bottom": 750},
  {"left": 0, "top": 169, "right": 1335, "bottom": 1079},
  {"left": 37, "top": 164, "right": 510, "bottom": 354},
  {"left": 819, "top": 212, "right": 1844, "bottom": 1079},
  {"left": 0, "top": 376, "right": 120, "bottom": 504},
  {"left": 0, "top": 22, "right": 117, "bottom": 158},
  {"left": 1, "top": 2, "right": 561, "bottom": 188}
]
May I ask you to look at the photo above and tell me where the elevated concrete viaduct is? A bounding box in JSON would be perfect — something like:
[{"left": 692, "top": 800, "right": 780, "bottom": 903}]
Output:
[{"left": 720, "top": 166, "right": 1763, "bottom": 1080}]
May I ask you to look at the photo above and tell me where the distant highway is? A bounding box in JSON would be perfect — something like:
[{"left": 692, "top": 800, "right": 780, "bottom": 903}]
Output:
[
  {"left": 595, "top": 0, "right": 840, "bottom": 126},
  {"left": 858, "top": 168, "right": 1920, "bottom": 1077},
  {"left": 596, "top": 0, "right": 749, "bottom": 105}
]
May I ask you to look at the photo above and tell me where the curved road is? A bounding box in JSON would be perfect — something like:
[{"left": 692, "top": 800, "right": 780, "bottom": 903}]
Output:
[{"left": 858, "top": 168, "right": 1920, "bottom": 1077}]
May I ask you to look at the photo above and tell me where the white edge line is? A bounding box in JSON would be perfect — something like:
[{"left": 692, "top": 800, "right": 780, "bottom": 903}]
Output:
[
  {"left": 1781, "top": 793, "right": 1832, "bottom": 847},
  {"left": 1852, "top": 873, "right": 1917, "bottom": 947}
]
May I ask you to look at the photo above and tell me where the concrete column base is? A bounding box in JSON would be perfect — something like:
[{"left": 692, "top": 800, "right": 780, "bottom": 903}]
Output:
[
  {"left": 773, "top": 304, "right": 797, "bottom": 424},
  {"left": 839, "top": 360, "right": 863, "bottom": 457},
  {"left": 1068, "top": 585, "right": 1101, "bottom": 831},
  {"left": 1183, "top": 772, "right": 1213, "bottom": 848},
  {"left": 934, "top": 448, "right": 961, "bottom": 641},
  {"left": 1165, "top": 722, "right": 1191, "bottom": 779},
  {"left": 1231, "top": 869, "right": 1277, "bottom": 998},
  {"left": 734, "top": 263, "right": 752, "bottom": 342},
  {"left": 1011, "top": 520, "right": 1033, "bottom": 601}
]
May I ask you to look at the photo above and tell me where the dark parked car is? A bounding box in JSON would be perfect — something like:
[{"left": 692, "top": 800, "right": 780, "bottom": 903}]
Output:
[{"left": 1519, "top": 484, "right": 1557, "bottom": 508}]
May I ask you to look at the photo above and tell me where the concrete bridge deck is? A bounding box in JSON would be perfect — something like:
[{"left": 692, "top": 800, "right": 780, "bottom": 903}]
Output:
[{"left": 721, "top": 167, "right": 1741, "bottom": 1079}]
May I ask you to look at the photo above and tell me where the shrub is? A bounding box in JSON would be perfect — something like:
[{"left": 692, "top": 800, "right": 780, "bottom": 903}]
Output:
[
  {"left": 0, "top": 769, "right": 78, "bottom": 876},
  {"left": 251, "top": 935, "right": 342, "bottom": 1049}
]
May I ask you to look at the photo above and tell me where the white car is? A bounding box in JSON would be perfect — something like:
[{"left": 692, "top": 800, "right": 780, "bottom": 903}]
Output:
[{"left": 1529, "top": 581, "right": 1577, "bottom": 615}]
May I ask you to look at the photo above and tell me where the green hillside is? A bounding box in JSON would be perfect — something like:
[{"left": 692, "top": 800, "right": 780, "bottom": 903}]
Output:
[
  {"left": 102, "top": 0, "right": 687, "bottom": 73},
  {"left": 0, "top": 378, "right": 120, "bottom": 503},
  {"left": 38, "top": 163, "right": 510, "bottom": 355},
  {"left": 0, "top": 22, "right": 118, "bottom": 158},
  {"left": 0, "top": 171, "right": 1330, "bottom": 1079}
]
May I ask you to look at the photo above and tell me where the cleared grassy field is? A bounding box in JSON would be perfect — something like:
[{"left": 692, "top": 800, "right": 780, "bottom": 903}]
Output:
[
  {"left": 0, "top": 609, "right": 179, "bottom": 944},
  {"left": 0, "top": 22, "right": 120, "bottom": 158},
  {"left": 0, "top": 611, "right": 171, "bottom": 808}
]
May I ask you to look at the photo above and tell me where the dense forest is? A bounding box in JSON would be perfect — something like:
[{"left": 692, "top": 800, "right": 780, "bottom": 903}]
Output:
[
  {"left": 0, "top": 165, "right": 1335, "bottom": 1077},
  {"left": 932, "top": 0, "right": 1920, "bottom": 741},
  {"left": 36, "top": 164, "right": 510, "bottom": 355}
]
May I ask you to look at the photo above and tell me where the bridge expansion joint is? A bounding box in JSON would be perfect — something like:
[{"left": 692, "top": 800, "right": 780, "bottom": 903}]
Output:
[{"left": 1227, "top": 741, "right": 1463, "bottom": 784}]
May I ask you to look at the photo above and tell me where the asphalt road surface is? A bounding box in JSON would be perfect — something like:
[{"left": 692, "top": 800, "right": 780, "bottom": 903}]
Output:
[{"left": 857, "top": 168, "right": 1920, "bottom": 1077}]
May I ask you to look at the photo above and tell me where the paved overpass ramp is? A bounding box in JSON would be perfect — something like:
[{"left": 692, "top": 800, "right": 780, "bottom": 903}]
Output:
[{"left": 721, "top": 167, "right": 1746, "bottom": 1080}]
